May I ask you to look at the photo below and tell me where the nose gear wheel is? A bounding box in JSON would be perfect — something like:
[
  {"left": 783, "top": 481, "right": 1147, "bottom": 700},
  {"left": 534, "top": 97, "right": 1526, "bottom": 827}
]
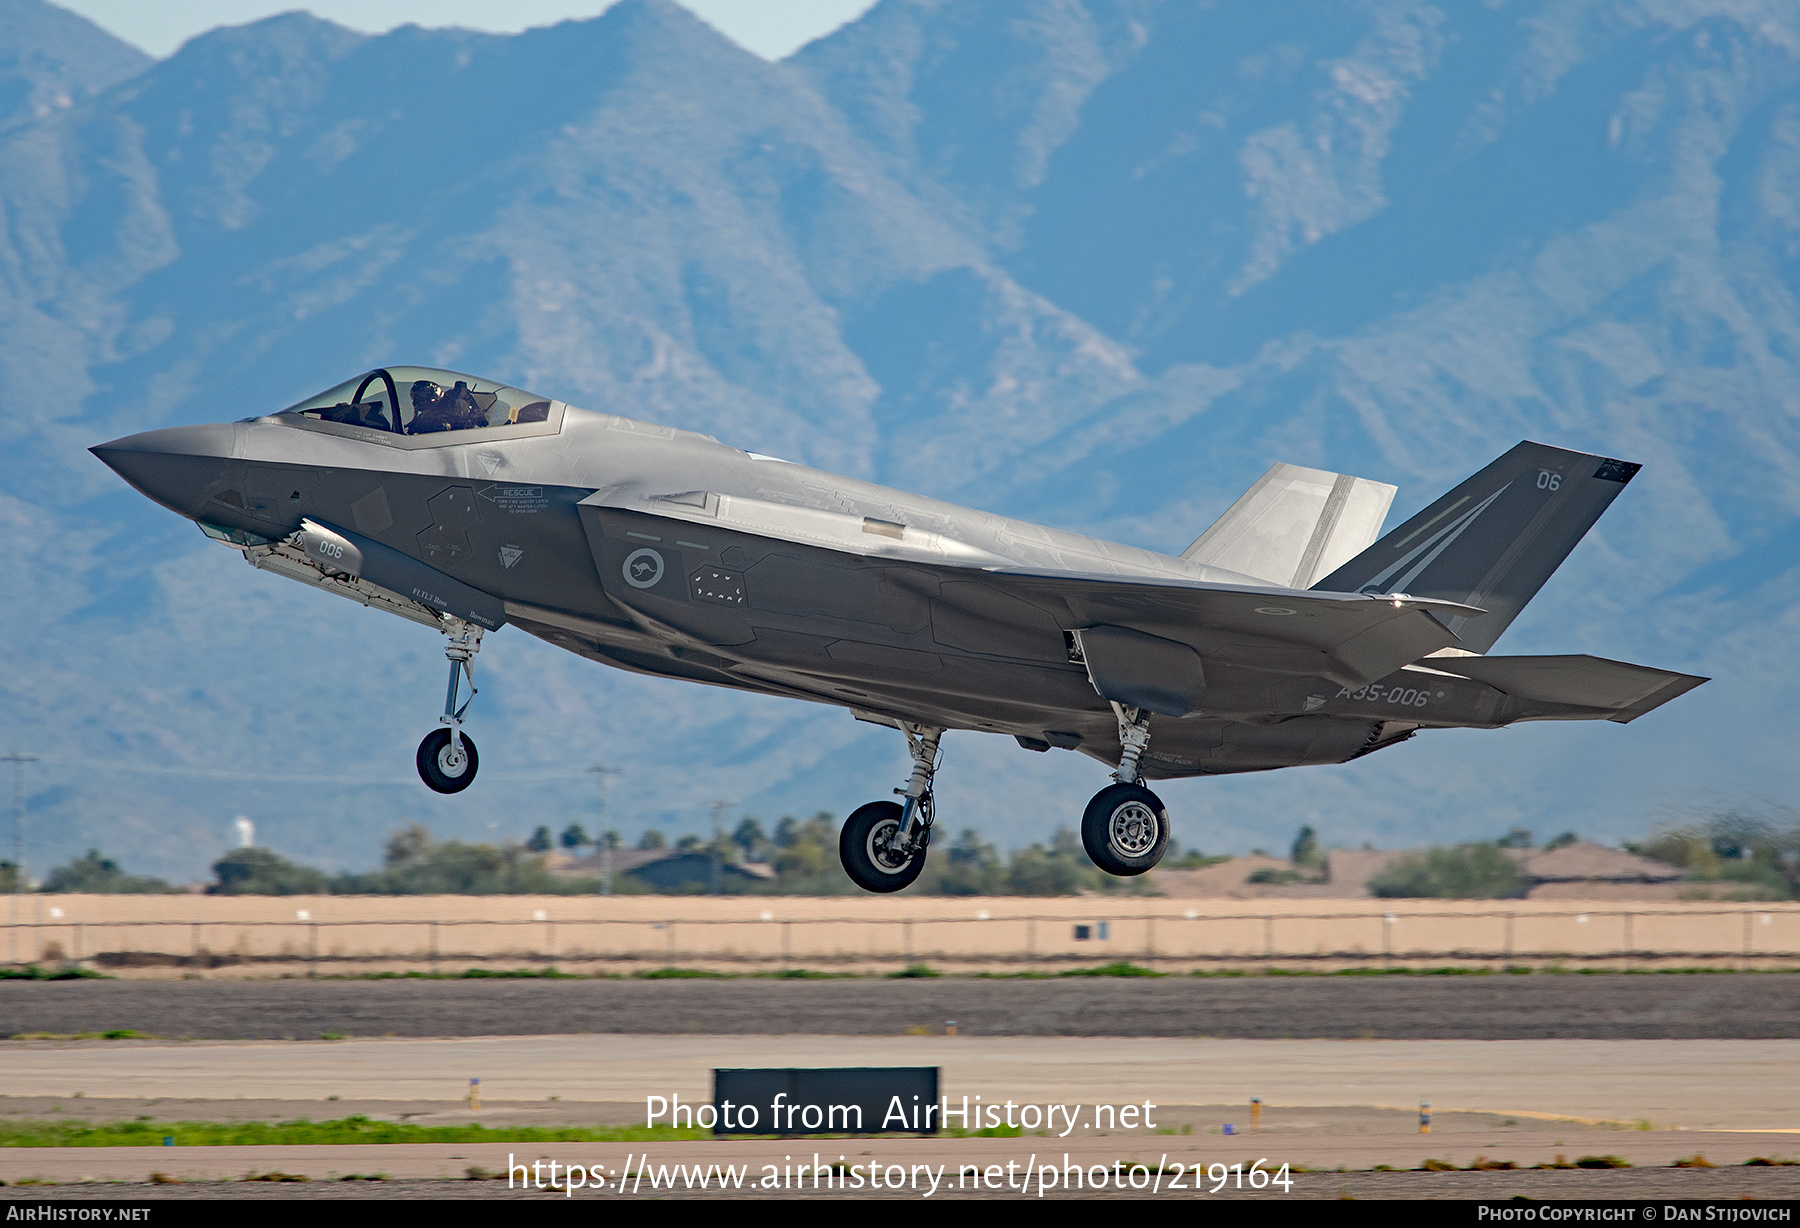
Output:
[{"left": 417, "top": 726, "right": 479, "bottom": 794}]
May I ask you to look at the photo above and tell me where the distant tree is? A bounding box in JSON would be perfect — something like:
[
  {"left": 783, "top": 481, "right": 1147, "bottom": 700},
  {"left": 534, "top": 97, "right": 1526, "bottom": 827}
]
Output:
[
  {"left": 41, "top": 849, "right": 175, "bottom": 894},
  {"left": 559, "top": 823, "right": 590, "bottom": 850},
  {"left": 771, "top": 814, "right": 836, "bottom": 880},
  {"left": 638, "top": 829, "right": 666, "bottom": 850},
  {"left": 384, "top": 824, "right": 433, "bottom": 867},
  {"left": 1162, "top": 846, "right": 1229, "bottom": 870},
  {"left": 732, "top": 817, "right": 769, "bottom": 861},
  {"left": 1290, "top": 826, "right": 1323, "bottom": 869},
  {"left": 600, "top": 830, "right": 621, "bottom": 849},
  {"left": 748, "top": 814, "right": 852, "bottom": 893},
  {"left": 335, "top": 838, "right": 597, "bottom": 895},
  {"left": 1005, "top": 829, "right": 1109, "bottom": 895},
  {"left": 1370, "top": 845, "right": 1522, "bottom": 899},
  {"left": 1496, "top": 827, "right": 1534, "bottom": 849},
  {"left": 937, "top": 829, "right": 1002, "bottom": 895},
  {"left": 676, "top": 833, "right": 704, "bottom": 852},
  {"left": 1628, "top": 803, "right": 1799, "bottom": 899},
  {"left": 1542, "top": 831, "right": 1579, "bottom": 851},
  {"left": 1707, "top": 808, "right": 1776, "bottom": 860},
  {"left": 211, "top": 847, "right": 330, "bottom": 896},
  {"left": 525, "top": 826, "right": 553, "bottom": 853}
]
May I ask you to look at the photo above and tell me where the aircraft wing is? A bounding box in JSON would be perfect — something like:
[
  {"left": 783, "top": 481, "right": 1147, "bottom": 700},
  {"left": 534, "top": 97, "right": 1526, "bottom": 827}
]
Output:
[
  {"left": 982, "top": 566, "right": 1481, "bottom": 692},
  {"left": 1412, "top": 653, "right": 1707, "bottom": 722}
]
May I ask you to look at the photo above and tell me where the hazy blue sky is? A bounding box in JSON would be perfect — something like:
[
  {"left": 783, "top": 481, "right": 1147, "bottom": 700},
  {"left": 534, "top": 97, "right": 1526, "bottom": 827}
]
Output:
[{"left": 55, "top": 0, "right": 878, "bottom": 59}]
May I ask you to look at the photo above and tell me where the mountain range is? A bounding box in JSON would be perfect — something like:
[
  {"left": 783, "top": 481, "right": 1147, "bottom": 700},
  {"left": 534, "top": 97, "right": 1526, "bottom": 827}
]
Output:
[{"left": 1, "top": 0, "right": 1794, "bottom": 881}]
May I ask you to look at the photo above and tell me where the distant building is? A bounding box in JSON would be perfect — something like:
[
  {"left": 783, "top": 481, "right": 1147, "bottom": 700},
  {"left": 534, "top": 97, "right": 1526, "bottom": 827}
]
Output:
[
  {"left": 546, "top": 847, "right": 776, "bottom": 892},
  {"left": 1512, "top": 841, "right": 1683, "bottom": 899},
  {"left": 1150, "top": 842, "right": 1684, "bottom": 898}
]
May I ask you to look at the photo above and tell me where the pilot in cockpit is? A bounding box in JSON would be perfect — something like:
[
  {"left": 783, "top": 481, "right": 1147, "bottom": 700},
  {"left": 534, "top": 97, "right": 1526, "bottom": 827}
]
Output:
[{"left": 409, "top": 379, "right": 488, "bottom": 433}]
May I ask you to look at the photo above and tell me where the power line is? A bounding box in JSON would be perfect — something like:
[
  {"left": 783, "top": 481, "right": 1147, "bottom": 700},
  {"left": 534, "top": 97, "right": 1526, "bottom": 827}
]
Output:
[
  {"left": 708, "top": 799, "right": 736, "bottom": 896},
  {"left": 588, "top": 764, "right": 622, "bottom": 896}
]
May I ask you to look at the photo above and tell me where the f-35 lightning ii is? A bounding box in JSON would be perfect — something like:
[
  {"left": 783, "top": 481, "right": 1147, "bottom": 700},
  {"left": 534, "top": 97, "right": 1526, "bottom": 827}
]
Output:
[{"left": 93, "top": 366, "right": 1706, "bottom": 891}]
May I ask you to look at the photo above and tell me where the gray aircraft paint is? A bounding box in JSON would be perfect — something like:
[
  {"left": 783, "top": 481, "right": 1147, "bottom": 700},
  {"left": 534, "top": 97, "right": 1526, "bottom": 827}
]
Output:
[
  {"left": 92, "top": 374, "right": 1705, "bottom": 785},
  {"left": 1181, "top": 462, "right": 1396, "bottom": 589}
]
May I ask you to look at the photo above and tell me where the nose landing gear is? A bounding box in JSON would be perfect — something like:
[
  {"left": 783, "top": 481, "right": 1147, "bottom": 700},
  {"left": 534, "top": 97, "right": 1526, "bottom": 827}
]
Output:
[
  {"left": 417, "top": 619, "right": 483, "bottom": 794},
  {"left": 1080, "top": 703, "right": 1170, "bottom": 876},
  {"left": 839, "top": 723, "right": 941, "bottom": 892}
]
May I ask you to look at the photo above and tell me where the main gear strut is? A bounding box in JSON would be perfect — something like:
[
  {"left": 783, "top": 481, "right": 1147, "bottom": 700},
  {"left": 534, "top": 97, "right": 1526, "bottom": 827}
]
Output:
[{"left": 837, "top": 721, "right": 943, "bottom": 893}]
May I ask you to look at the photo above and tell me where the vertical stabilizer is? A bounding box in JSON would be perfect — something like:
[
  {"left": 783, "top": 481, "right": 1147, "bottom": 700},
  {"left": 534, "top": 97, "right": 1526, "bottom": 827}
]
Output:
[
  {"left": 1310, "top": 442, "right": 1640, "bottom": 654},
  {"left": 1183, "top": 463, "right": 1396, "bottom": 588}
]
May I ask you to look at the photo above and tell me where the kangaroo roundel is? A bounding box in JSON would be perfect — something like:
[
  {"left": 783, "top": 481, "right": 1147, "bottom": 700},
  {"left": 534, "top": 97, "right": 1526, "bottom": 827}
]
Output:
[{"left": 623, "top": 547, "right": 664, "bottom": 588}]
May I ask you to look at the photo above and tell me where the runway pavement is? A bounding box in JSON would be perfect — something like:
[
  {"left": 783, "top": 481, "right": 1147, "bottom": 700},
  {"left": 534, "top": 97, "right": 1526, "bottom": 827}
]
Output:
[
  {"left": 5, "top": 982, "right": 1795, "bottom": 1200},
  {"left": 1, "top": 1035, "right": 1795, "bottom": 1130},
  {"left": 5, "top": 972, "right": 1799, "bottom": 1038}
]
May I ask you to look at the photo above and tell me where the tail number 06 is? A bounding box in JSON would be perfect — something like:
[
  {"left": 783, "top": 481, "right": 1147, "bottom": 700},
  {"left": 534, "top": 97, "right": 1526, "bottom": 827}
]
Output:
[{"left": 1537, "top": 469, "right": 1562, "bottom": 490}]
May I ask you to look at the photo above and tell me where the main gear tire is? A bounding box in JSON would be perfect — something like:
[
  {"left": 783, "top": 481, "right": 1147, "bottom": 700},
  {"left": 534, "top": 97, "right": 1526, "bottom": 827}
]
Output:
[
  {"left": 417, "top": 727, "right": 479, "bottom": 794},
  {"left": 839, "top": 801, "right": 926, "bottom": 893},
  {"left": 1081, "top": 782, "right": 1169, "bottom": 876}
]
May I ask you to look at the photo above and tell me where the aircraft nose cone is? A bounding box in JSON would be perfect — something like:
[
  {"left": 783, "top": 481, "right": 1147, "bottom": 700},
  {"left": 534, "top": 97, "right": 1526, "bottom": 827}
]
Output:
[{"left": 91, "top": 423, "right": 238, "bottom": 520}]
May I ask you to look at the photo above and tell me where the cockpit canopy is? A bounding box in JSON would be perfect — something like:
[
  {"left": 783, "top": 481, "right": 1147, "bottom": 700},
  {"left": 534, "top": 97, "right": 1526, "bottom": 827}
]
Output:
[{"left": 276, "top": 367, "right": 555, "bottom": 437}]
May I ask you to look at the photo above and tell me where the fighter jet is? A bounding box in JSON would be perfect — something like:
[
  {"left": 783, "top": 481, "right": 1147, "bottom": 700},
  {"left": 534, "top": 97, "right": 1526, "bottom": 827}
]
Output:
[{"left": 92, "top": 366, "right": 1705, "bottom": 892}]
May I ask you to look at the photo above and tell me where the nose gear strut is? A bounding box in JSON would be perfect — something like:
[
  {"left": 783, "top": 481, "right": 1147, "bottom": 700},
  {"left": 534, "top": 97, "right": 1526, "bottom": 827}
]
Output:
[{"left": 417, "top": 618, "right": 483, "bottom": 793}]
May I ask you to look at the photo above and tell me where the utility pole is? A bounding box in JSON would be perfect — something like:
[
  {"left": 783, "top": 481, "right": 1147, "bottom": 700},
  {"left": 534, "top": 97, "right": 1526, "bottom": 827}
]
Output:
[
  {"left": 708, "top": 800, "right": 735, "bottom": 896},
  {"left": 587, "top": 764, "right": 621, "bottom": 896},
  {"left": 4, "top": 753, "right": 38, "bottom": 966}
]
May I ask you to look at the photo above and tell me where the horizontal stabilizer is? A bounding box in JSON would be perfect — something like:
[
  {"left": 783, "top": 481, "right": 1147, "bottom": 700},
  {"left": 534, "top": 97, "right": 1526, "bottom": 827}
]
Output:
[
  {"left": 1312, "top": 442, "right": 1641, "bottom": 653},
  {"left": 1419, "top": 653, "right": 1706, "bottom": 722},
  {"left": 1183, "top": 463, "right": 1396, "bottom": 588}
]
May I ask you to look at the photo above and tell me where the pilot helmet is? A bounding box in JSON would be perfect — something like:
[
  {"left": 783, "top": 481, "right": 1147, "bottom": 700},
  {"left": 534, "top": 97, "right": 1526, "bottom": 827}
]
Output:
[{"left": 410, "top": 380, "right": 443, "bottom": 409}]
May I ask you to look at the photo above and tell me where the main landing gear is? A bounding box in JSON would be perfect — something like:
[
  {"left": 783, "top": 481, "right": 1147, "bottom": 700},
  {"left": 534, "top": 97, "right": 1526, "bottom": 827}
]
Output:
[
  {"left": 839, "top": 723, "right": 941, "bottom": 893},
  {"left": 1080, "top": 703, "right": 1170, "bottom": 876},
  {"left": 833, "top": 708, "right": 1174, "bottom": 892},
  {"left": 417, "top": 618, "right": 482, "bottom": 794}
]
